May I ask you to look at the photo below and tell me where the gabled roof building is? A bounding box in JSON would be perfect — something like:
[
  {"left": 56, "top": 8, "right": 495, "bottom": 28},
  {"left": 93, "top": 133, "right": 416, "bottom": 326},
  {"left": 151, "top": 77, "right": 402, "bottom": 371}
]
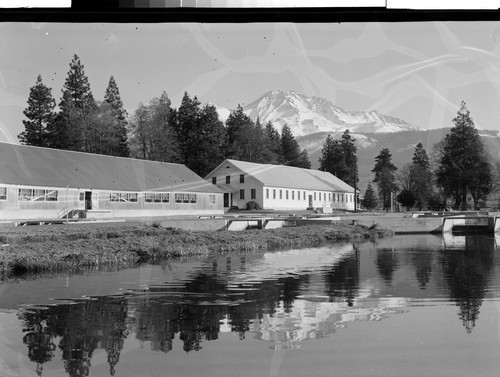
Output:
[
  {"left": 205, "top": 159, "right": 356, "bottom": 211},
  {"left": 0, "top": 142, "right": 223, "bottom": 221}
]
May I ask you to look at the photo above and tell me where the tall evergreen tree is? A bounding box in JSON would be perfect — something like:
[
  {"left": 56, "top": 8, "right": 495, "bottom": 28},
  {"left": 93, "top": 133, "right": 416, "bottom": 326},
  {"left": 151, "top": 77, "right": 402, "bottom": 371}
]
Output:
[
  {"left": 372, "top": 148, "right": 398, "bottom": 210},
  {"left": 436, "top": 101, "right": 492, "bottom": 210},
  {"left": 51, "top": 54, "right": 96, "bottom": 151},
  {"left": 147, "top": 92, "right": 181, "bottom": 163},
  {"left": 264, "top": 121, "right": 283, "bottom": 163},
  {"left": 128, "top": 102, "right": 151, "bottom": 159},
  {"left": 340, "top": 130, "right": 358, "bottom": 187},
  {"left": 18, "top": 75, "right": 56, "bottom": 147},
  {"left": 47, "top": 90, "right": 81, "bottom": 150},
  {"left": 410, "top": 142, "right": 433, "bottom": 209},
  {"left": 281, "top": 124, "right": 310, "bottom": 167},
  {"left": 175, "top": 91, "right": 201, "bottom": 163},
  {"left": 103, "top": 76, "right": 129, "bottom": 157},
  {"left": 62, "top": 54, "right": 95, "bottom": 110},
  {"left": 319, "top": 134, "right": 347, "bottom": 177},
  {"left": 361, "top": 182, "right": 378, "bottom": 210},
  {"left": 189, "top": 104, "right": 227, "bottom": 177},
  {"left": 225, "top": 105, "right": 259, "bottom": 161}
]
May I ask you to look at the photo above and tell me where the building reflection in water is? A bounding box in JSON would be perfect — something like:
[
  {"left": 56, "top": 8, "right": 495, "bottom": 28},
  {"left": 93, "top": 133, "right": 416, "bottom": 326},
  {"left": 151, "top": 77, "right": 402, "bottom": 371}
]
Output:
[{"left": 18, "top": 235, "right": 500, "bottom": 376}]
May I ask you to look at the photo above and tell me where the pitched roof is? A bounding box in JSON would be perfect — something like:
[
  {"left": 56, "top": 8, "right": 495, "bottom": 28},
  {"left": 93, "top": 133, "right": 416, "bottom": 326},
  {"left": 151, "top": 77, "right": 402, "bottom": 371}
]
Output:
[
  {"left": 220, "top": 159, "right": 355, "bottom": 192},
  {"left": 0, "top": 142, "right": 221, "bottom": 193}
]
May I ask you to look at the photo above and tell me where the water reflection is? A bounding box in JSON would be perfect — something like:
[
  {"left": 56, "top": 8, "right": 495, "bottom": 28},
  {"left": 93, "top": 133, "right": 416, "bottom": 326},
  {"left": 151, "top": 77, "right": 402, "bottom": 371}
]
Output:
[
  {"left": 16, "top": 235, "right": 500, "bottom": 376},
  {"left": 439, "top": 235, "right": 495, "bottom": 333}
]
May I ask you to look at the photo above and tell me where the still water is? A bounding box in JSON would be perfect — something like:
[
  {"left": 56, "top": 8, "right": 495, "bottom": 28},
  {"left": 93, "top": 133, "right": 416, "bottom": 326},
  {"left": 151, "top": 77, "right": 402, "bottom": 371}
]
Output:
[{"left": 2, "top": 233, "right": 500, "bottom": 377}]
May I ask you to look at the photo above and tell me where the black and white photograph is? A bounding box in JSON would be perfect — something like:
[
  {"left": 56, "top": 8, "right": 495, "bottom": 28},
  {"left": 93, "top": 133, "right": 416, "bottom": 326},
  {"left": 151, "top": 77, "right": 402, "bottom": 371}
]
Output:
[{"left": 2, "top": 5, "right": 500, "bottom": 377}]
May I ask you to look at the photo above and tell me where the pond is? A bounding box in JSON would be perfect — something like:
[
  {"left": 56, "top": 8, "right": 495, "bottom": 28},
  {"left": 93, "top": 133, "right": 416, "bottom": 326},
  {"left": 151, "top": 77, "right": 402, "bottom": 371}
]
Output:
[{"left": 2, "top": 233, "right": 500, "bottom": 377}]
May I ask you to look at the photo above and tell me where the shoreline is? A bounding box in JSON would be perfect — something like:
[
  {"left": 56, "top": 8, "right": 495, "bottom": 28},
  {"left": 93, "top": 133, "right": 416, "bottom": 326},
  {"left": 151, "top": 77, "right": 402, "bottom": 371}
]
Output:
[{"left": 0, "top": 222, "right": 392, "bottom": 279}]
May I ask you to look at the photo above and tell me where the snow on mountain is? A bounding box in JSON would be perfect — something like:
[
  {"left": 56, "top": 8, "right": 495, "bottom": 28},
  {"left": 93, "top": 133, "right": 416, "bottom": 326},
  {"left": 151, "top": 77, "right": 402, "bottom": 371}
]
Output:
[{"left": 239, "top": 90, "right": 420, "bottom": 137}]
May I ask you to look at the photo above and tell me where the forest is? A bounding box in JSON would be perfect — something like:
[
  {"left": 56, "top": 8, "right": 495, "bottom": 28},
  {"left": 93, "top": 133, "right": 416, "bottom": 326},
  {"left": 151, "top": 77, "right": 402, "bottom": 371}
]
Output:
[{"left": 19, "top": 54, "right": 311, "bottom": 179}]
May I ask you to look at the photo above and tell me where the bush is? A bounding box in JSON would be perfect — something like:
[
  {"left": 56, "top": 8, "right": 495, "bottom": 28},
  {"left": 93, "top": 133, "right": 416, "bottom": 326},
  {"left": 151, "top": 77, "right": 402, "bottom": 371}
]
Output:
[{"left": 245, "top": 201, "right": 261, "bottom": 210}]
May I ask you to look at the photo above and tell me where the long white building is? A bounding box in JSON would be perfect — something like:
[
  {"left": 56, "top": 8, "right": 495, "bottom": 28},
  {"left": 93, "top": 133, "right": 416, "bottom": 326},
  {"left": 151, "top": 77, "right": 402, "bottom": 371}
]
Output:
[
  {"left": 205, "top": 159, "right": 356, "bottom": 211},
  {"left": 0, "top": 142, "right": 224, "bottom": 221}
]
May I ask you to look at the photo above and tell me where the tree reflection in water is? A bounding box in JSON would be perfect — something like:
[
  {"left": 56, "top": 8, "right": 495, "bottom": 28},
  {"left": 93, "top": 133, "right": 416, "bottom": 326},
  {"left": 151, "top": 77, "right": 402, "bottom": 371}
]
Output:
[
  {"left": 17, "top": 236, "right": 499, "bottom": 376},
  {"left": 438, "top": 235, "right": 495, "bottom": 333}
]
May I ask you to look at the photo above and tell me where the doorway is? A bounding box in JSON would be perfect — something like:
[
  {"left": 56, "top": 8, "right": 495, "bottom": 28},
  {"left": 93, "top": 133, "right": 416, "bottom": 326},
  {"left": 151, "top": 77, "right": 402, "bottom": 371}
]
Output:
[{"left": 85, "top": 191, "right": 92, "bottom": 210}]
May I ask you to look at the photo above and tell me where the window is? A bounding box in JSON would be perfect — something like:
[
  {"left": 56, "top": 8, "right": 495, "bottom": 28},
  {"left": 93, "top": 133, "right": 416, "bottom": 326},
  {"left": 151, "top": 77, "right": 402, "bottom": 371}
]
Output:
[
  {"left": 251, "top": 189, "right": 256, "bottom": 199},
  {"left": 273, "top": 189, "right": 276, "bottom": 199},
  {"left": 314, "top": 192, "right": 316, "bottom": 201},
  {"left": 79, "top": 192, "right": 85, "bottom": 201},
  {"left": 129, "top": 193, "right": 138, "bottom": 202},
  {"left": 145, "top": 193, "right": 154, "bottom": 203},
  {"left": 279, "top": 190, "right": 282, "bottom": 199},
  {"left": 304, "top": 191, "right": 306, "bottom": 200},
  {"left": 332, "top": 193, "right": 336, "bottom": 202},
  {"left": 240, "top": 189, "right": 245, "bottom": 200},
  {"left": 189, "top": 194, "right": 197, "bottom": 203},
  {"left": 324, "top": 193, "right": 326, "bottom": 201},
  {"left": 286, "top": 190, "right": 288, "bottom": 200},
  {"left": 226, "top": 175, "right": 231, "bottom": 184},
  {"left": 154, "top": 193, "right": 162, "bottom": 203},
  {"left": 292, "top": 191, "right": 294, "bottom": 200},
  {"left": 209, "top": 194, "right": 216, "bottom": 204},
  {"left": 297, "top": 191, "right": 300, "bottom": 200},
  {"left": 183, "top": 194, "right": 190, "bottom": 203},
  {"left": 161, "top": 193, "right": 170, "bottom": 203},
  {"left": 0, "top": 187, "right": 6, "bottom": 200},
  {"left": 240, "top": 174, "right": 245, "bottom": 183},
  {"left": 266, "top": 189, "right": 269, "bottom": 199},
  {"left": 329, "top": 193, "right": 331, "bottom": 201},
  {"left": 212, "top": 177, "right": 217, "bottom": 184},
  {"left": 175, "top": 193, "right": 182, "bottom": 203},
  {"left": 18, "top": 188, "right": 58, "bottom": 202}
]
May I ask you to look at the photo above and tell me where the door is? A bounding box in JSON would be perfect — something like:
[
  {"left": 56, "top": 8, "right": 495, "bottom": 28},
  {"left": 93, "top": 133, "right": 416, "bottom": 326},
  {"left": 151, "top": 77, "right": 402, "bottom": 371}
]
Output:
[
  {"left": 85, "top": 191, "right": 92, "bottom": 210},
  {"left": 308, "top": 195, "right": 313, "bottom": 208},
  {"left": 224, "top": 193, "right": 229, "bottom": 208}
]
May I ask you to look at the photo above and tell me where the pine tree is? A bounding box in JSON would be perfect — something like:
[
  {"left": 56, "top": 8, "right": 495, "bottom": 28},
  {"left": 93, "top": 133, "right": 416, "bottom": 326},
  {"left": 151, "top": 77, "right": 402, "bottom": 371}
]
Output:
[
  {"left": 128, "top": 102, "right": 151, "bottom": 159},
  {"left": 225, "top": 105, "right": 257, "bottom": 161},
  {"left": 190, "top": 104, "right": 227, "bottom": 177},
  {"left": 176, "top": 91, "right": 201, "bottom": 163},
  {"left": 361, "top": 182, "right": 378, "bottom": 210},
  {"left": 319, "top": 134, "right": 347, "bottom": 177},
  {"left": 436, "top": 101, "right": 491, "bottom": 210},
  {"left": 54, "top": 54, "right": 96, "bottom": 151},
  {"left": 147, "top": 92, "right": 181, "bottom": 162},
  {"left": 372, "top": 148, "right": 398, "bottom": 210},
  {"left": 18, "top": 75, "right": 56, "bottom": 147},
  {"left": 62, "top": 54, "right": 95, "bottom": 110},
  {"left": 340, "top": 130, "right": 358, "bottom": 187},
  {"left": 264, "top": 121, "right": 283, "bottom": 163},
  {"left": 104, "top": 76, "right": 129, "bottom": 157},
  {"left": 281, "top": 124, "right": 306, "bottom": 167},
  {"left": 410, "top": 142, "right": 433, "bottom": 209}
]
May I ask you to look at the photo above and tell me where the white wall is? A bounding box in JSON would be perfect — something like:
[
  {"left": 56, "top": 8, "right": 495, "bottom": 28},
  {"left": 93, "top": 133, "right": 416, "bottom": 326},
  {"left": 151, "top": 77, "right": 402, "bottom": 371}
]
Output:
[{"left": 0, "top": 183, "right": 224, "bottom": 220}]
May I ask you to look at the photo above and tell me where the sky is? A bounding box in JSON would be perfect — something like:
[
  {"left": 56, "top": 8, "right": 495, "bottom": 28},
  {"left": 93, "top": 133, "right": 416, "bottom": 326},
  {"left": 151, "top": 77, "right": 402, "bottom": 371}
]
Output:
[{"left": 2, "top": 21, "right": 500, "bottom": 143}]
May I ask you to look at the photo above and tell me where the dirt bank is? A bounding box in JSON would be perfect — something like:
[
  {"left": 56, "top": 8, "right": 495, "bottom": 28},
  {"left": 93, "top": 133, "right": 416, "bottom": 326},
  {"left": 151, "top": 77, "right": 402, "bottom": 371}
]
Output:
[{"left": 0, "top": 221, "right": 392, "bottom": 278}]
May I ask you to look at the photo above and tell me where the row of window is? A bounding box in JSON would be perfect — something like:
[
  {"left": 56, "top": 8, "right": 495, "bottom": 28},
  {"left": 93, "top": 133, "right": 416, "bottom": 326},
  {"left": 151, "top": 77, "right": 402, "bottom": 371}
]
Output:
[
  {"left": 212, "top": 174, "right": 245, "bottom": 185},
  {"left": 111, "top": 192, "right": 217, "bottom": 204},
  {"left": 263, "top": 189, "right": 353, "bottom": 202},
  {"left": 18, "top": 188, "right": 58, "bottom": 202},
  {"left": 0, "top": 188, "right": 216, "bottom": 205}
]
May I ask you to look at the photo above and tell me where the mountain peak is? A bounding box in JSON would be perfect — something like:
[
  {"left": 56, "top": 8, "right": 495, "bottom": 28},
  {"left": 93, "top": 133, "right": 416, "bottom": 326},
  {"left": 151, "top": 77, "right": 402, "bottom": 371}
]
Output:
[{"left": 240, "top": 89, "right": 420, "bottom": 136}]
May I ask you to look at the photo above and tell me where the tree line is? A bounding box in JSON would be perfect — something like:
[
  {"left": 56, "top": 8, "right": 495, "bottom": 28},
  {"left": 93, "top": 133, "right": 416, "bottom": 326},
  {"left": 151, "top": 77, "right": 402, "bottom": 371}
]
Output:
[
  {"left": 19, "top": 54, "right": 311, "bottom": 178},
  {"left": 318, "top": 101, "right": 494, "bottom": 211}
]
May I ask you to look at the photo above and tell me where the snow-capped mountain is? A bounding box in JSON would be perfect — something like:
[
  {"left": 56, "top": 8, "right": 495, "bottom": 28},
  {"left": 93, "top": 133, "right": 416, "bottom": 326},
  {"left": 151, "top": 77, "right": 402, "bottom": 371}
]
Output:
[{"left": 214, "top": 90, "right": 420, "bottom": 137}]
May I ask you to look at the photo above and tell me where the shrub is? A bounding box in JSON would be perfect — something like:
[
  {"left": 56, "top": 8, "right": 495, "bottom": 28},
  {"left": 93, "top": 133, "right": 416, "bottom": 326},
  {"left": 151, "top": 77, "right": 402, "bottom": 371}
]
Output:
[{"left": 245, "top": 201, "right": 261, "bottom": 210}]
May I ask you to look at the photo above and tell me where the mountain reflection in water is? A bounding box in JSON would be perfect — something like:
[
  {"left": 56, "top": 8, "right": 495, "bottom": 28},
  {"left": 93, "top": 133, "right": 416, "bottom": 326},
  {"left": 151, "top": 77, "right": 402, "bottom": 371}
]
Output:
[{"left": 16, "top": 234, "right": 500, "bottom": 377}]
